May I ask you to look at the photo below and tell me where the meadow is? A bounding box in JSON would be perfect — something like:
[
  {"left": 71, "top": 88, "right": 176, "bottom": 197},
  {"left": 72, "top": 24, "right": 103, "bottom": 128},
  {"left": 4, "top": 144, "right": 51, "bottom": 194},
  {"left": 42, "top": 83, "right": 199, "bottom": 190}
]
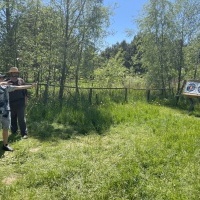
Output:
[{"left": 0, "top": 99, "right": 200, "bottom": 200}]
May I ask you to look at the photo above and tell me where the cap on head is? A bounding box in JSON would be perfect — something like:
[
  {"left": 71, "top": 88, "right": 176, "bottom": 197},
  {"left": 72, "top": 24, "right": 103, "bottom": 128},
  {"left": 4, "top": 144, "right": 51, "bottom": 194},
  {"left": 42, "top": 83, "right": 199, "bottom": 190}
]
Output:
[{"left": 8, "top": 67, "right": 19, "bottom": 73}]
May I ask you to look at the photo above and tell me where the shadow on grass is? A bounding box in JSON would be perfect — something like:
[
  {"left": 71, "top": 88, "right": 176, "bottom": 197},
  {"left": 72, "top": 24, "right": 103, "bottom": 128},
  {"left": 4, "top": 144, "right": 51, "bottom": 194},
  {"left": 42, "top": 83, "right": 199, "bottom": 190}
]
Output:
[
  {"left": 167, "top": 103, "right": 200, "bottom": 117},
  {"left": 0, "top": 134, "right": 23, "bottom": 159},
  {"left": 27, "top": 122, "right": 76, "bottom": 141},
  {"left": 8, "top": 133, "right": 23, "bottom": 143},
  {"left": 149, "top": 95, "right": 200, "bottom": 117},
  {"left": 0, "top": 141, "right": 5, "bottom": 158},
  {"left": 26, "top": 97, "right": 114, "bottom": 142}
]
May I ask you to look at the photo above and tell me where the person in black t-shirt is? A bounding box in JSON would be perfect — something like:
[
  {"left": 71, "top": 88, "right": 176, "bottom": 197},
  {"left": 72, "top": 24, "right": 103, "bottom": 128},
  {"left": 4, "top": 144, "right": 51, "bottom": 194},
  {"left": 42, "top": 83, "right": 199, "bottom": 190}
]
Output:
[
  {"left": 7, "top": 67, "right": 28, "bottom": 139},
  {"left": 0, "top": 74, "right": 36, "bottom": 150}
]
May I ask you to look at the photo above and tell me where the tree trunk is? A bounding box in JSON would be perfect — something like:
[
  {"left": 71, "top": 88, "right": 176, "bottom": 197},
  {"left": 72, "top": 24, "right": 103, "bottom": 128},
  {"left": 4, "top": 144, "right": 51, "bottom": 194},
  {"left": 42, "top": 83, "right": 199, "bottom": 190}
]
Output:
[
  {"left": 193, "top": 50, "right": 200, "bottom": 79},
  {"left": 176, "top": 39, "right": 184, "bottom": 95},
  {"left": 59, "top": 0, "right": 70, "bottom": 101}
]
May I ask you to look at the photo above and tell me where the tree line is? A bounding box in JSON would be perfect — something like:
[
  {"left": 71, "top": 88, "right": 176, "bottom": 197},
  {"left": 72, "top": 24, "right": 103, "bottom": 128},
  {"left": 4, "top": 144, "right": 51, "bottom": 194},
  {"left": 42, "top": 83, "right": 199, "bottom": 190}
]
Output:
[
  {"left": 101, "top": 0, "right": 200, "bottom": 96},
  {"left": 0, "top": 0, "right": 200, "bottom": 101}
]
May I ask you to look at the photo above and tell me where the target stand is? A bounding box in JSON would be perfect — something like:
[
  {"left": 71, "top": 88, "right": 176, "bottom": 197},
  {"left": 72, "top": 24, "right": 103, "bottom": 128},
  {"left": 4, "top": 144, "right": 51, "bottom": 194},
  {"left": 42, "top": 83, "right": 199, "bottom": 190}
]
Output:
[{"left": 182, "top": 80, "right": 200, "bottom": 111}]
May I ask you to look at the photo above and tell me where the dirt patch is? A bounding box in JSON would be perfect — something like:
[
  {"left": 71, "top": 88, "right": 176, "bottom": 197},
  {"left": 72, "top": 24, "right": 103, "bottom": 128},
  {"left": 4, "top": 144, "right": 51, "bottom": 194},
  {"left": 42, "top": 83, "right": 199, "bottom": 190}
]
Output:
[
  {"left": 29, "top": 147, "right": 40, "bottom": 152},
  {"left": 2, "top": 174, "right": 18, "bottom": 185}
]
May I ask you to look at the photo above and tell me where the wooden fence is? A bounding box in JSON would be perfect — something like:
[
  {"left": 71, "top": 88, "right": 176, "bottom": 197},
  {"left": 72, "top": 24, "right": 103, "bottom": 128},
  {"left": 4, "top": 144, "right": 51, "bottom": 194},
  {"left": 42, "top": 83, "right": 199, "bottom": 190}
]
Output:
[{"left": 35, "top": 84, "right": 174, "bottom": 104}]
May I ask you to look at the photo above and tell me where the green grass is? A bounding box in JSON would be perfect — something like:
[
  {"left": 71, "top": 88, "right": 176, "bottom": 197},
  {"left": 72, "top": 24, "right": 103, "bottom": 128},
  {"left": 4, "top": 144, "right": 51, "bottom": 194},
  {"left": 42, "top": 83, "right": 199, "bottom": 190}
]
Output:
[{"left": 0, "top": 102, "right": 200, "bottom": 199}]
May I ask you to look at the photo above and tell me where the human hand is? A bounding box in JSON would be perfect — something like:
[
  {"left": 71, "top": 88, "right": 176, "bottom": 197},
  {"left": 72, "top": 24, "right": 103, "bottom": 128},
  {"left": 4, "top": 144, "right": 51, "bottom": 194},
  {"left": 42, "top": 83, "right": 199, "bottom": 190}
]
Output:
[{"left": 32, "top": 82, "right": 37, "bottom": 88}]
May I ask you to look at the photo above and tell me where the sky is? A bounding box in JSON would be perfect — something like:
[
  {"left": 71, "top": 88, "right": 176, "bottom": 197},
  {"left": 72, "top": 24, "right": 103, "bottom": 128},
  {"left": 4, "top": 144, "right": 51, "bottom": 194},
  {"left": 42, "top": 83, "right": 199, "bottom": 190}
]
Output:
[
  {"left": 103, "top": 0, "right": 148, "bottom": 48},
  {"left": 44, "top": 0, "right": 149, "bottom": 48}
]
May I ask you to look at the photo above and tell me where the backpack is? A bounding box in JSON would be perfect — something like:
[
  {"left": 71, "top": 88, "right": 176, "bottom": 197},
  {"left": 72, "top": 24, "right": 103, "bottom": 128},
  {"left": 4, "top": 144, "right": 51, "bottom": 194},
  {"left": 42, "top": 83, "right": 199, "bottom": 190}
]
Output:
[{"left": 0, "top": 86, "right": 9, "bottom": 117}]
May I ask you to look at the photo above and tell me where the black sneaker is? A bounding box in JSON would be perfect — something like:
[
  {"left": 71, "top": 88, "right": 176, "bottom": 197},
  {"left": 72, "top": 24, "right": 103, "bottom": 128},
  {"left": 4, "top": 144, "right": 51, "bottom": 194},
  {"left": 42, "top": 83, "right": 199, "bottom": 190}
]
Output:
[{"left": 2, "top": 144, "right": 13, "bottom": 151}]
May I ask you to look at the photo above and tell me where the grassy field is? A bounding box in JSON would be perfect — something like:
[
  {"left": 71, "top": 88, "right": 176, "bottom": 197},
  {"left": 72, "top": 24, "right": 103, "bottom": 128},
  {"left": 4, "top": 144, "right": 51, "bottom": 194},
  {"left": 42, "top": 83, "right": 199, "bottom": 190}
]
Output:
[{"left": 0, "top": 102, "right": 200, "bottom": 200}]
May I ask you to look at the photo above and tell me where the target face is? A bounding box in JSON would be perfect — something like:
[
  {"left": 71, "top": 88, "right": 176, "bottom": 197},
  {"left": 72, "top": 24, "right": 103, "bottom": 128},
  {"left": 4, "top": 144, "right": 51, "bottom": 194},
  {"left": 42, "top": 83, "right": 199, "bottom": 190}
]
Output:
[
  {"left": 186, "top": 83, "right": 196, "bottom": 92},
  {"left": 183, "top": 81, "right": 200, "bottom": 96}
]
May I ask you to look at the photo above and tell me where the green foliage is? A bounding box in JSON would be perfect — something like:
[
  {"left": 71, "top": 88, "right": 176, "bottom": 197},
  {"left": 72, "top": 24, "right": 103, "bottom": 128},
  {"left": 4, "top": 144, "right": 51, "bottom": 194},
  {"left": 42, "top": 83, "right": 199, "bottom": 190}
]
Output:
[
  {"left": 26, "top": 87, "right": 197, "bottom": 137},
  {"left": 27, "top": 96, "right": 115, "bottom": 135},
  {"left": 94, "top": 50, "right": 128, "bottom": 87},
  {"left": 0, "top": 0, "right": 111, "bottom": 99},
  {"left": 0, "top": 0, "right": 200, "bottom": 104},
  {"left": 137, "top": 0, "right": 200, "bottom": 92},
  {"left": 56, "top": 105, "right": 113, "bottom": 134},
  {"left": 184, "top": 36, "right": 200, "bottom": 79}
]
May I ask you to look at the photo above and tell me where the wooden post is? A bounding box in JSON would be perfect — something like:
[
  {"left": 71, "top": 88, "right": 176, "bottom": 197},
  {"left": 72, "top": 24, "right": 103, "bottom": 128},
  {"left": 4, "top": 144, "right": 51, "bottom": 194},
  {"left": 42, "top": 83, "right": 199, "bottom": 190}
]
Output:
[
  {"left": 89, "top": 88, "right": 92, "bottom": 105},
  {"left": 96, "top": 93, "right": 99, "bottom": 105},
  {"left": 124, "top": 88, "right": 128, "bottom": 102},
  {"left": 188, "top": 98, "right": 195, "bottom": 112},
  {"left": 146, "top": 89, "right": 150, "bottom": 102},
  {"left": 43, "top": 83, "right": 48, "bottom": 104}
]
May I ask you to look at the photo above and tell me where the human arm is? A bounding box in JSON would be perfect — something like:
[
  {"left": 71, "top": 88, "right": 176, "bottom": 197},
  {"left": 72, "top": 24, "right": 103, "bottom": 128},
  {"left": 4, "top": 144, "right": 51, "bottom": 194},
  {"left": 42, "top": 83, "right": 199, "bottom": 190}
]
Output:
[
  {"left": 13, "top": 83, "right": 37, "bottom": 90},
  {"left": 0, "top": 81, "right": 10, "bottom": 85}
]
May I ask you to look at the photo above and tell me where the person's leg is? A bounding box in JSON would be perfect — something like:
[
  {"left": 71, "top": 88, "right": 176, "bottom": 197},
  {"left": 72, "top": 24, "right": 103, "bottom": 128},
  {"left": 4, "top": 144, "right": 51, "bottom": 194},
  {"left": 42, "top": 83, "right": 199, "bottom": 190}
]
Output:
[
  {"left": 17, "top": 105, "right": 27, "bottom": 137},
  {"left": 2, "top": 129, "right": 13, "bottom": 151},
  {"left": 10, "top": 105, "right": 18, "bottom": 134},
  {"left": 2, "top": 112, "right": 13, "bottom": 151},
  {"left": 2, "top": 129, "right": 9, "bottom": 145}
]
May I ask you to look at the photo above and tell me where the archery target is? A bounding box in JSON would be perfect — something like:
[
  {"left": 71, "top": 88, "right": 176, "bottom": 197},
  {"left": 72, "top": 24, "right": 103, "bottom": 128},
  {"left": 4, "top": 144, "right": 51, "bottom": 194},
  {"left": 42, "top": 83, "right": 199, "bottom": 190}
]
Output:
[{"left": 183, "top": 81, "right": 200, "bottom": 96}]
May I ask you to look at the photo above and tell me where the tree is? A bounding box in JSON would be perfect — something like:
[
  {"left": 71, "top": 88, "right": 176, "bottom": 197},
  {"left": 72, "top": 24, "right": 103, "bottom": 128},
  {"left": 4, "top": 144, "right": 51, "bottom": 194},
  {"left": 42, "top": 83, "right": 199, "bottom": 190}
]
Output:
[
  {"left": 172, "top": 0, "right": 200, "bottom": 93},
  {"left": 49, "top": 0, "right": 109, "bottom": 100},
  {"left": 184, "top": 36, "right": 200, "bottom": 79},
  {"left": 94, "top": 50, "right": 128, "bottom": 87},
  {"left": 0, "top": 0, "right": 20, "bottom": 69},
  {"left": 137, "top": 0, "right": 174, "bottom": 92},
  {"left": 0, "top": 0, "right": 110, "bottom": 101},
  {"left": 137, "top": 0, "right": 200, "bottom": 94}
]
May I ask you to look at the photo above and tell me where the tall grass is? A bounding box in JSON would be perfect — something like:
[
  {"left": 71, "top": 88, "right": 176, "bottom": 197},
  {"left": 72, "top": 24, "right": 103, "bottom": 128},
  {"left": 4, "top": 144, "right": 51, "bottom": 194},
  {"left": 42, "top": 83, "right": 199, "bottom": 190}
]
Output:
[{"left": 0, "top": 93, "right": 200, "bottom": 199}]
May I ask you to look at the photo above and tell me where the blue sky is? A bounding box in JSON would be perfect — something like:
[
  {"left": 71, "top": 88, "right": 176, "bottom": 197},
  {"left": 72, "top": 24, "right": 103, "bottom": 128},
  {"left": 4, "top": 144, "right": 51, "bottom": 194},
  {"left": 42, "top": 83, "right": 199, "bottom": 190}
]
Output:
[
  {"left": 103, "top": 0, "right": 148, "bottom": 48},
  {"left": 43, "top": 0, "right": 148, "bottom": 48}
]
